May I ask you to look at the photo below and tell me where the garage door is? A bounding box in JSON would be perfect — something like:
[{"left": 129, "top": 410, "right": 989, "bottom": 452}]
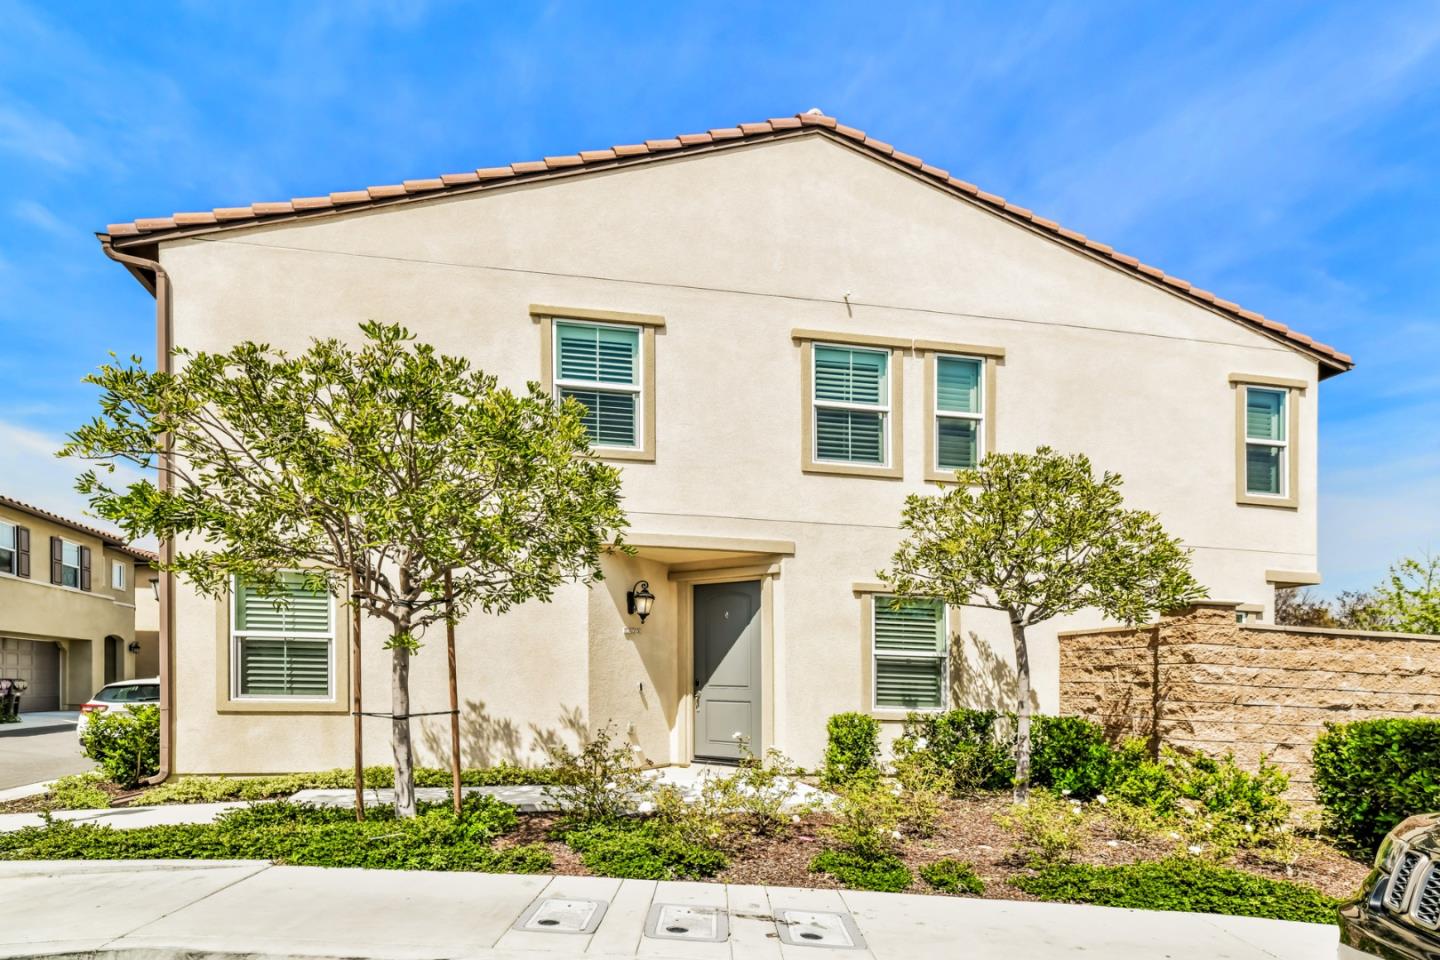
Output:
[{"left": 0, "top": 638, "right": 61, "bottom": 712}]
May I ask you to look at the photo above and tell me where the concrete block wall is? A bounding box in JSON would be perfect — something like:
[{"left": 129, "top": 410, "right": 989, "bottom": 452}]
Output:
[{"left": 1059, "top": 603, "right": 1440, "bottom": 799}]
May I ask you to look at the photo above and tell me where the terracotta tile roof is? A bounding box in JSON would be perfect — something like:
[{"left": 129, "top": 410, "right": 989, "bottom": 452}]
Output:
[
  {"left": 100, "top": 111, "right": 1353, "bottom": 373},
  {"left": 0, "top": 494, "right": 156, "bottom": 560}
]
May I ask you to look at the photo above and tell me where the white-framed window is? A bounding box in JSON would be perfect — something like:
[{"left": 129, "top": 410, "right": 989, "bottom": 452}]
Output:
[
  {"left": 1244, "top": 386, "right": 1288, "bottom": 497},
  {"left": 872, "top": 596, "right": 948, "bottom": 712},
  {"left": 231, "top": 573, "right": 335, "bottom": 700},
  {"left": 112, "top": 561, "right": 127, "bottom": 591},
  {"left": 60, "top": 540, "right": 81, "bottom": 588},
  {"left": 0, "top": 521, "right": 14, "bottom": 576},
  {"left": 553, "top": 318, "right": 642, "bottom": 449},
  {"left": 934, "top": 354, "right": 985, "bottom": 471},
  {"left": 813, "top": 344, "right": 890, "bottom": 465}
]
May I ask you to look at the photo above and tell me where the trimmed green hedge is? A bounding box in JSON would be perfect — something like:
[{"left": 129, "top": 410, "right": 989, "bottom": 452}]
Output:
[
  {"left": 561, "top": 821, "right": 727, "bottom": 880},
  {"left": 0, "top": 797, "right": 551, "bottom": 873},
  {"left": 919, "top": 858, "right": 984, "bottom": 895},
  {"left": 1012, "top": 858, "right": 1339, "bottom": 924},
  {"left": 823, "top": 713, "right": 881, "bottom": 787},
  {"left": 1313, "top": 718, "right": 1440, "bottom": 853}
]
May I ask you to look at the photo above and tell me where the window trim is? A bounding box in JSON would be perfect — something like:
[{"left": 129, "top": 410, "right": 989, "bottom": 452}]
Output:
[
  {"left": 797, "top": 335, "right": 904, "bottom": 479},
  {"left": 535, "top": 306, "right": 659, "bottom": 463},
  {"left": 60, "top": 540, "right": 81, "bottom": 589},
  {"left": 226, "top": 574, "right": 339, "bottom": 705},
  {"left": 923, "top": 348, "right": 1000, "bottom": 481},
  {"left": 1232, "top": 376, "right": 1302, "bottom": 508},
  {"left": 111, "top": 560, "right": 127, "bottom": 591},
  {"left": 0, "top": 520, "right": 13, "bottom": 577},
  {"left": 854, "top": 584, "right": 954, "bottom": 719}
]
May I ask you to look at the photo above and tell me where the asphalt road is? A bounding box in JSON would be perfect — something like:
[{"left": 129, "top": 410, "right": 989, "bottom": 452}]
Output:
[{"left": 0, "top": 720, "right": 93, "bottom": 790}]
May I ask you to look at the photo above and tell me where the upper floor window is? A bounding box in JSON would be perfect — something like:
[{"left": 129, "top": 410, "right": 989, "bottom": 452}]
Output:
[
  {"left": 813, "top": 344, "right": 891, "bottom": 466},
  {"left": 0, "top": 521, "right": 14, "bottom": 576},
  {"left": 56, "top": 539, "right": 84, "bottom": 589},
  {"left": 554, "top": 319, "right": 642, "bottom": 449},
  {"left": 112, "top": 561, "right": 127, "bottom": 591},
  {"left": 535, "top": 305, "right": 662, "bottom": 463},
  {"left": 231, "top": 573, "right": 334, "bottom": 700},
  {"left": 934, "top": 355, "right": 985, "bottom": 471},
  {"left": 1244, "top": 387, "right": 1288, "bottom": 497},
  {"left": 1231, "top": 375, "right": 1302, "bottom": 508}
]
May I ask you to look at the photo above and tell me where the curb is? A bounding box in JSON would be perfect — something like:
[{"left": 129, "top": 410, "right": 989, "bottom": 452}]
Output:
[{"left": 0, "top": 780, "right": 56, "bottom": 804}]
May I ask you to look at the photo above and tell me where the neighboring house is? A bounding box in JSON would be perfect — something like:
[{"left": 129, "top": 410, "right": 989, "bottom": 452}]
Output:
[
  {"left": 98, "top": 111, "right": 1351, "bottom": 775},
  {"left": 0, "top": 495, "right": 155, "bottom": 711}
]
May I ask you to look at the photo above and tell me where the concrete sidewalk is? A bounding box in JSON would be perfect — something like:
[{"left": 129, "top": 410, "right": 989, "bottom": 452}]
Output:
[{"left": 0, "top": 859, "right": 1339, "bottom": 959}]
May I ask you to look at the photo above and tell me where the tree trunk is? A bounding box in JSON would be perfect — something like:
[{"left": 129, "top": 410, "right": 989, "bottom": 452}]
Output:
[
  {"left": 1011, "top": 616, "right": 1033, "bottom": 802},
  {"left": 390, "top": 633, "right": 417, "bottom": 818}
]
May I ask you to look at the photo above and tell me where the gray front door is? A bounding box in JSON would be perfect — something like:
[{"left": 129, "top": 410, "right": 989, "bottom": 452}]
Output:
[{"left": 693, "top": 580, "right": 762, "bottom": 762}]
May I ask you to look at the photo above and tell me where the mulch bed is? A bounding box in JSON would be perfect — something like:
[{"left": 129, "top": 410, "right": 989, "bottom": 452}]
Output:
[{"left": 501, "top": 793, "right": 1369, "bottom": 901}]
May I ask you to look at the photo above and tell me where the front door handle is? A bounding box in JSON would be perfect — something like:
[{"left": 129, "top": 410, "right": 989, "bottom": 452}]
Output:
[{"left": 694, "top": 678, "right": 700, "bottom": 709}]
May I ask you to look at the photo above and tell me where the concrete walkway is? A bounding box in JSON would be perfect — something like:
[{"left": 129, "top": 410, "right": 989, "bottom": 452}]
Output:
[{"left": 0, "top": 859, "right": 1338, "bottom": 959}]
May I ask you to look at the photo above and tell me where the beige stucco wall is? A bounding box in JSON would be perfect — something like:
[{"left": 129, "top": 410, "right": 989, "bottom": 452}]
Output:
[
  {"left": 1060, "top": 605, "right": 1440, "bottom": 799},
  {"left": 0, "top": 503, "right": 139, "bottom": 707},
  {"left": 154, "top": 133, "right": 1324, "bottom": 772}
]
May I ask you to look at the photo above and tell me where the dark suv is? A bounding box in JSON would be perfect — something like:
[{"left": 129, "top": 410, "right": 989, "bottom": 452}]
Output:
[{"left": 1341, "top": 814, "right": 1440, "bottom": 958}]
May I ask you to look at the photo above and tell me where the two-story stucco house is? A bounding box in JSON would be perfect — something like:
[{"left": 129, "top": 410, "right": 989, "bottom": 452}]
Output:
[
  {"left": 98, "top": 112, "right": 1350, "bottom": 777},
  {"left": 0, "top": 495, "right": 156, "bottom": 711}
]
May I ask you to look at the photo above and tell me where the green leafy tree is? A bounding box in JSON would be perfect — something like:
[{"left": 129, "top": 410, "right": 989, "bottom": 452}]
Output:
[
  {"left": 1363, "top": 554, "right": 1440, "bottom": 635},
  {"left": 60, "top": 321, "right": 628, "bottom": 816},
  {"left": 881, "top": 448, "right": 1204, "bottom": 799}
]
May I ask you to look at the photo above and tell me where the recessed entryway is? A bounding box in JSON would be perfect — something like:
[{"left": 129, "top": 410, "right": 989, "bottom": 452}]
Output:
[{"left": 692, "top": 579, "right": 762, "bottom": 762}]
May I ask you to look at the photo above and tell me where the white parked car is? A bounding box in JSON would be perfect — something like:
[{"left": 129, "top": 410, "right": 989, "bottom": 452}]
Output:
[{"left": 76, "top": 678, "right": 159, "bottom": 741}]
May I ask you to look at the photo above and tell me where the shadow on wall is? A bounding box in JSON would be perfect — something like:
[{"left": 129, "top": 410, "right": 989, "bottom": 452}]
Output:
[
  {"left": 956, "top": 629, "right": 1039, "bottom": 714},
  {"left": 417, "top": 700, "right": 588, "bottom": 768}
]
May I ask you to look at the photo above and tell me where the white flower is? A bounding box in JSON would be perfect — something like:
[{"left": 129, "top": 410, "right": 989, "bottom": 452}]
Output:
[
  {"left": 637, "top": 801, "right": 655, "bottom": 814},
  {"left": 1167, "top": 832, "right": 1181, "bottom": 841},
  {"left": 1244, "top": 824, "right": 1254, "bottom": 833},
  {"left": 1061, "top": 789, "right": 1072, "bottom": 797},
  {"left": 791, "top": 814, "right": 801, "bottom": 823},
  {"left": 1106, "top": 840, "right": 1119, "bottom": 848},
  {"left": 914, "top": 737, "right": 929, "bottom": 750},
  {"left": 891, "top": 829, "right": 903, "bottom": 839},
  {"left": 1095, "top": 795, "right": 1108, "bottom": 806},
  {"left": 1188, "top": 844, "right": 1203, "bottom": 855}
]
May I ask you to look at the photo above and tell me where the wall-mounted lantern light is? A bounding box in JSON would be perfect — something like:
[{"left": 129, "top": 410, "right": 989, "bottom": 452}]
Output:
[
  {"left": 127, "top": 641, "right": 141, "bottom": 654},
  {"left": 626, "top": 580, "right": 655, "bottom": 624},
  {"left": 149, "top": 577, "right": 160, "bottom": 602}
]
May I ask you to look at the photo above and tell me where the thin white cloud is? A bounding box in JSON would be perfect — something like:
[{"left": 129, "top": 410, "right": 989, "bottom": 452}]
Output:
[
  {"left": 0, "top": 418, "right": 153, "bottom": 546},
  {"left": 12, "top": 199, "right": 70, "bottom": 238}
]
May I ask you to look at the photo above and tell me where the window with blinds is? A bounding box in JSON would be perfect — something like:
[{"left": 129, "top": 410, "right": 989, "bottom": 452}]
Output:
[
  {"left": 1244, "top": 386, "right": 1287, "bottom": 496},
  {"left": 554, "top": 320, "right": 641, "bottom": 449},
  {"left": 813, "top": 345, "right": 889, "bottom": 464},
  {"left": 935, "top": 355, "right": 984, "bottom": 471},
  {"left": 872, "top": 596, "right": 947, "bottom": 711},
  {"left": 231, "top": 573, "right": 334, "bottom": 699}
]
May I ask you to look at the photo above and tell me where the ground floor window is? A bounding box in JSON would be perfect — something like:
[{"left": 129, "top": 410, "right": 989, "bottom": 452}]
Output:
[
  {"left": 872, "top": 596, "right": 948, "bottom": 711},
  {"left": 231, "top": 573, "right": 334, "bottom": 699}
]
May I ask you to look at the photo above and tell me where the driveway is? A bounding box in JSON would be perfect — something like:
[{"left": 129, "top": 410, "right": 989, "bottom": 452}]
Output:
[
  {"left": 0, "top": 713, "right": 93, "bottom": 790},
  {"left": 0, "top": 860, "right": 1341, "bottom": 959}
]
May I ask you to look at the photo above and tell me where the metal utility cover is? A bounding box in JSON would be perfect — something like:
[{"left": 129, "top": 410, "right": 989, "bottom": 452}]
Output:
[
  {"left": 645, "top": 903, "right": 729, "bottom": 942},
  {"left": 514, "top": 896, "right": 608, "bottom": 934},
  {"left": 773, "top": 909, "right": 867, "bottom": 949}
]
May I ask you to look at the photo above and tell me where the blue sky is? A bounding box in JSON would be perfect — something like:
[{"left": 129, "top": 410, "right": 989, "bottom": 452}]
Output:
[{"left": 0, "top": 1, "right": 1436, "bottom": 593}]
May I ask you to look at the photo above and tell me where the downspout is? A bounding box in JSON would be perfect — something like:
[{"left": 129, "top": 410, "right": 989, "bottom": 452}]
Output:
[{"left": 99, "top": 236, "right": 174, "bottom": 786}]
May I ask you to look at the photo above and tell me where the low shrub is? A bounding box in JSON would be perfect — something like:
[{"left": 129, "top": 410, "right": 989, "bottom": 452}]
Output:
[
  {"left": 809, "top": 849, "right": 913, "bottom": 892},
  {"left": 700, "top": 748, "right": 812, "bottom": 836},
  {"left": 140, "top": 763, "right": 558, "bottom": 805},
  {"left": 1108, "top": 747, "right": 1291, "bottom": 858},
  {"left": 1031, "top": 716, "right": 1114, "bottom": 799},
  {"left": 996, "top": 790, "right": 1090, "bottom": 865},
  {"left": 80, "top": 705, "right": 159, "bottom": 788},
  {"left": 562, "top": 820, "right": 727, "bottom": 880},
  {"left": 919, "top": 858, "right": 984, "bottom": 895},
  {"left": 543, "top": 724, "right": 650, "bottom": 826},
  {"left": 894, "top": 709, "right": 1014, "bottom": 795},
  {"left": 0, "top": 797, "right": 550, "bottom": 873},
  {"left": 890, "top": 750, "right": 947, "bottom": 837},
  {"left": 827, "top": 778, "right": 908, "bottom": 859},
  {"left": 822, "top": 713, "right": 880, "bottom": 787},
  {"left": 1012, "top": 858, "right": 1339, "bottom": 924},
  {"left": 47, "top": 773, "right": 111, "bottom": 810},
  {"left": 1312, "top": 718, "right": 1440, "bottom": 853}
]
